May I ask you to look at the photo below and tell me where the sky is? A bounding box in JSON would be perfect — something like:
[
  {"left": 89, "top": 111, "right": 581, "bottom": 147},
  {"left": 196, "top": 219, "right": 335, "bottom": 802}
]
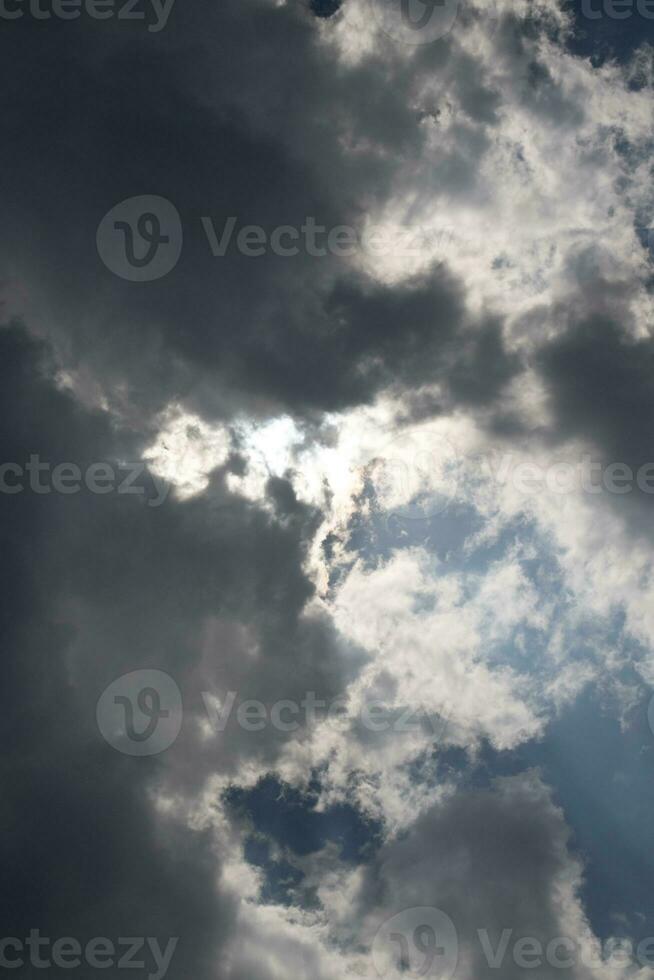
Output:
[{"left": 0, "top": 0, "right": 653, "bottom": 978}]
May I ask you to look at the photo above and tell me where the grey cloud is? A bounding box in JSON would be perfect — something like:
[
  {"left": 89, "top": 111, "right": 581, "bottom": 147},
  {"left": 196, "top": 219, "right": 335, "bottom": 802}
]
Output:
[
  {"left": 0, "top": 322, "right": 364, "bottom": 971},
  {"left": 0, "top": 0, "right": 519, "bottom": 427},
  {"left": 355, "top": 771, "right": 600, "bottom": 980},
  {"left": 0, "top": 325, "right": 235, "bottom": 978},
  {"left": 0, "top": 1, "right": 650, "bottom": 976},
  {"left": 529, "top": 251, "right": 654, "bottom": 534}
]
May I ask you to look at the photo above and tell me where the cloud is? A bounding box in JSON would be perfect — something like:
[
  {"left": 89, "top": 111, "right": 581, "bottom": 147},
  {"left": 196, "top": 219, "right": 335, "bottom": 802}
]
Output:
[
  {"left": 352, "top": 771, "right": 647, "bottom": 980},
  {"left": 1, "top": 0, "right": 654, "bottom": 975}
]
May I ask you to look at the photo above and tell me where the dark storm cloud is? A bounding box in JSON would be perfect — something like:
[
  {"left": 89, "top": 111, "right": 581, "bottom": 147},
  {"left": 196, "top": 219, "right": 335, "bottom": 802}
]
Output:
[
  {"left": 3, "top": 0, "right": 651, "bottom": 973},
  {"left": 0, "top": 325, "right": 234, "bottom": 978},
  {"left": 0, "top": 0, "right": 518, "bottom": 426},
  {"left": 0, "top": 3, "right": 524, "bottom": 966},
  {"left": 0, "top": 322, "right": 365, "bottom": 973},
  {"left": 531, "top": 253, "right": 654, "bottom": 534}
]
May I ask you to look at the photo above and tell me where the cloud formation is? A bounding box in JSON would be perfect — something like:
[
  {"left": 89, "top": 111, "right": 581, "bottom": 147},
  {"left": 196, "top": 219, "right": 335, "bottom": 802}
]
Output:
[{"left": 1, "top": 0, "right": 653, "bottom": 976}]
